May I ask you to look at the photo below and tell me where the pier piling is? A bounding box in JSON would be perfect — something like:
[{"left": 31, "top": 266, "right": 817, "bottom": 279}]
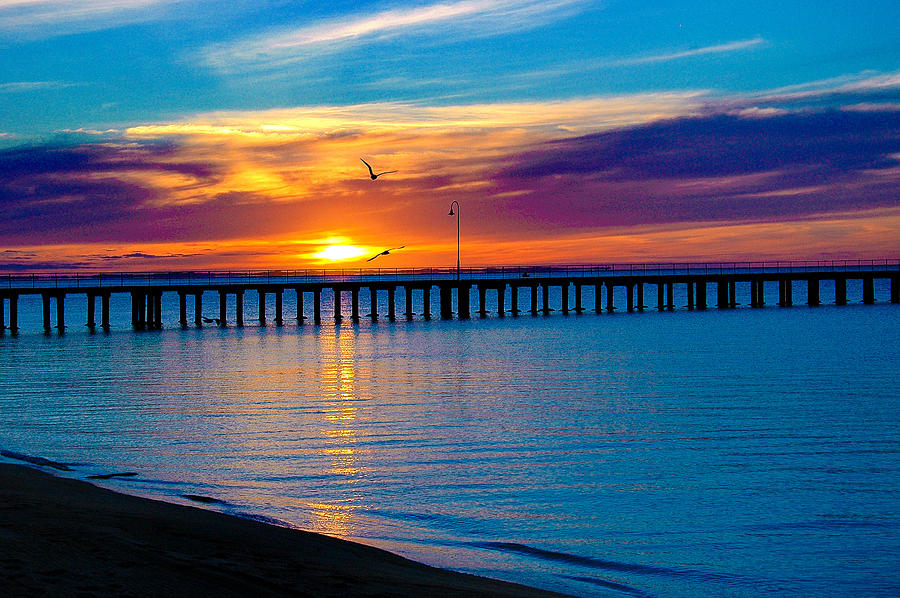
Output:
[
  {"left": 836, "top": 278, "right": 847, "bottom": 305},
  {"left": 440, "top": 286, "right": 452, "bottom": 319}
]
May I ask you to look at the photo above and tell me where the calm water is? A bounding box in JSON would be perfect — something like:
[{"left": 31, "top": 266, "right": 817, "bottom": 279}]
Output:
[{"left": 1, "top": 283, "right": 898, "bottom": 597}]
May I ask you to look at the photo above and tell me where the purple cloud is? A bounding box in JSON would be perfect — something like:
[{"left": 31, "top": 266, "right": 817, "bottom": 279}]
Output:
[
  {"left": 0, "top": 141, "right": 220, "bottom": 242},
  {"left": 491, "top": 109, "right": 900, "bottom": 229},
  {"left": 501, "top": 110, "right": 900, "bottom": 181}
]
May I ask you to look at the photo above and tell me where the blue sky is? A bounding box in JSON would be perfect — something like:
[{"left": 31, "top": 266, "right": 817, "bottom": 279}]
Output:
[
  {"left": 1, "top": 1, "right": 899, "bottom": 269},
  {"left": 3, "top": 0, "right": 897, "bottom": 136}
]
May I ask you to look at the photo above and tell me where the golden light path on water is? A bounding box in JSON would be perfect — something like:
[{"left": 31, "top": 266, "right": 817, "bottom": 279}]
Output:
[{"left": 313, "top": 327, "right": 365, "bottom": 537}]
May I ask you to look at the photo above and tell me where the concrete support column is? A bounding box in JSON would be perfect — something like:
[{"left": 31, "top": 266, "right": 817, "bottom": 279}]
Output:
[
  {"left": 863, "top": 276, "right": 875, "bottom": 304},
  {"left": 87, "top": 293, "right": 96, "bottom": 328},
  {"left": 750, "top": 281, "right": 758, "bottom": 307},
  {"left": 458, "top": 285, "right": 471, "bottom": 319},
  {"left": 637, "top": 283, "right": 645, "bottom": 312},
  {"left": 785, "top": 279, "right": 793, "bottom": 306},
  {"left": 696, "top": 281, "right": 707, "bottom": 310},
  {"left": 422, "top": 287, "right": 431, "bottom": 320},
  {"left": 606, "top": 281, "right": 615, "bottom": 313},
  {"left": 687, "top": 281, "right": 695, "bottom": 310},
  {"left": 808, "top": 278, "right": 820, "bottom": 306},
  {"left": 561, "top": 284, "right": 569, "bottom": 314},
  {"left": 729, "top": 281, "right": 737, "bottom": 308},
  {"left": 717, "top": 280, "right": 727, "bottom": 308},
  {"left": 835, "top": 278, "right": 847, "bottom": 305},
  {"left": 657, "top": 282, "right": 665, "bottom": 311},
  {"left": 627, "top": 284, "right": 634, "bottom": 312},
  {"left": 313, "top": 288, "right": 322, "bottom": 324},
  {"left": 542, "top": 284, "right": 550, "bottom": 315},
  {"left": 43, "top": 294, "right": 52, "bottom": 332},
  {"left": 757, "top": 280, "right": 766, "bottom": 307},
  {"left": 334, "top": 288, "right": 343, "bottom": 323},
  {"left": 179, "top": 292, "right": 187, "bottom": 328},
  {"left": 666, "top": 282, "right": 674, "bottom": 311},
  {"left": 574, "top": 284, "right": 582, "bottom": 313},
  {"left": 155, "top": 293, "right": 162, "bottom": 328},
  {"left": 478, "top": 286, "right": 487, "bottom": 316},
  {"left": 532, "top": 285, "right": 540, "bottom": 315},
  {"left": 594, "top": 283, "right": 602, "bottom": 314},
  {"left": 132, "top": 292, "right": 146, "bottom": 330},
  {"left": 9, "top": 294, "right": 18, "bottom": 331},
  {"left": 511, "top": 285, "right": 520, "bottom": 315},
  {"left": 778, "top": 280, "right": 785, "bottom": 306},
  {"left": 387, "top": 287, "right": 396, "bottom": 322},
  {"left": 218, "top": 290, "right": 227, "bottom": 326},
  {"left": 235, "top": 291, "right": 244, "bottom": 327},
  {"left": 440, "top": 286, "right": 452, "bottom": 319},
  {"left": 56, "top": 294, "right": 65, "bottom": 331},
  {"left": 369, "top": 287, "right": 378, "bottom": 321},
  {"left": 194, "top": 293, "right": 203, "bottom": 327},
  {"left": 258, "top": 291, "right": 266, "bottom": 325},
  {"left": 497, "top": 285, "right": 506, "bottom": 318},
  {"left": 145, "top": 293, "right": 155, "bottom": 328}
]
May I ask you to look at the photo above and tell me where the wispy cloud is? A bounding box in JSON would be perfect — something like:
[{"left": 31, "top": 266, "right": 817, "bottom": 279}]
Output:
[
  {"left": 748, "top": 71, "right": 900, "bottom": 103},
  {"left": 0, "top": 0, "right": 181, "bottom": 37},
  {"left": 0, "top": 80, "right": 75, "bottom": 93},
  {"left": 203, "top": 0, "right": 590, "bottom": 72},
  {"left": 615, "top": 37, "right": 767, "bottom": 66}
]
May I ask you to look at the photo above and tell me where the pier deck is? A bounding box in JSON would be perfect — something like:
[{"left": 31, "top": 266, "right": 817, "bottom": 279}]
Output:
[{"left": 0, "top": 260, "right": 897, "bottom": 333}]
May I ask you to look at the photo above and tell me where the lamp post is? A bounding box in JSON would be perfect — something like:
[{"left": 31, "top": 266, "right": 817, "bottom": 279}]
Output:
[{"left": 448, "top": 201, "right": 459, "bottom": 280}]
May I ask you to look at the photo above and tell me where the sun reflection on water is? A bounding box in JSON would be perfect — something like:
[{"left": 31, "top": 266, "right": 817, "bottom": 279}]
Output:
[{"left": 311, "top": 327, "right": 368, "bottom": 537}]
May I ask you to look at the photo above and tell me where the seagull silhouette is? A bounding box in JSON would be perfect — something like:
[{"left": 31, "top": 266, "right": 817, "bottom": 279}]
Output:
[
  {"left": 361, "top": 158, "right": 397, "bottom": 180},
  {"left": 366, "top": 245, "right": 405, "bottom": 262}
]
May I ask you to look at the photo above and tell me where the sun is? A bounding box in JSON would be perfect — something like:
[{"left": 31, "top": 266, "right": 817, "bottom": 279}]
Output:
[{"left": 313, "top": 244, "right": 367, "bottom": 261}]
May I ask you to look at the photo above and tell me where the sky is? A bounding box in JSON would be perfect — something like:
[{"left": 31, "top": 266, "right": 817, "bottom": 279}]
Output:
[{"left": 1, "top": 0, "right": 899, "bottom": 271}]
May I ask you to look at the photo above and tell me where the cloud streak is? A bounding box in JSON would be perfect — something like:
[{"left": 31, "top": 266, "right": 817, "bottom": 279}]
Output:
[
  {"left": 614, "top": 37, "right": 767, "bottom": 66},
  {"left": 203, "top": 0, "right": 589, "bottom": 72},
  {"left": 0, "top": 80, "right": 76, "bottom": 93},
  {"left": 0, "top": 0, "right": 183, "bottom": 37}
]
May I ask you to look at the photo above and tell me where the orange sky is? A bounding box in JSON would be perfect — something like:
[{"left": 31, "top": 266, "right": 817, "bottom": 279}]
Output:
[{"left": 2, "top": 96, "right": 899, "bottom": 271}]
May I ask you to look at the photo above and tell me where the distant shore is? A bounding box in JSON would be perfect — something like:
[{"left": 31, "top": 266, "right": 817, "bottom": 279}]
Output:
[{"left": 0, "top": 464, "right": 570, "bottom": 597}]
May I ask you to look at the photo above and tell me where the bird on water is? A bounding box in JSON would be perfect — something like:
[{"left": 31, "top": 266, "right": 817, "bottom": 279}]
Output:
[
  {"left": 360, "top": 158, "right": 397, "bottom": 180},
  {"left": 367, "top": 246, "right": 405, "bottom": 262}
]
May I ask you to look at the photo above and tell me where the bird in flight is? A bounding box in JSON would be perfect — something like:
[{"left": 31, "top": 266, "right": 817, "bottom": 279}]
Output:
[
  {"left": 367, "top": 246, "right": 405, "bottom": 262},
  {"left": 361, "top": 158, "right": 397, "bottom": 180}
]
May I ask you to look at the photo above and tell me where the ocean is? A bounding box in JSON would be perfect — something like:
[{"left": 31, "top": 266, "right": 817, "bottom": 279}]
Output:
[{"left": 1, "top": 282, "right": 898, "bottom": 597}]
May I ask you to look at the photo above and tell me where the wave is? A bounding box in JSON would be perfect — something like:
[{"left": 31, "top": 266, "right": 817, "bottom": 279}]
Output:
[
  {"left": 562, "top": 575, "right": 655, "bottom": 597},
  {"left": 471, "top": 541, "right": 740, "bottom": 583},
  {"left": 0, "top": 449, "right": 71, "bottom": 471}
]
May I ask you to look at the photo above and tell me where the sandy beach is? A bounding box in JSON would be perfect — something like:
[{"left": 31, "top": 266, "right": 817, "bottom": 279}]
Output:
[{"left": 0, "top": 464, "right": 570, "bottom": 597}]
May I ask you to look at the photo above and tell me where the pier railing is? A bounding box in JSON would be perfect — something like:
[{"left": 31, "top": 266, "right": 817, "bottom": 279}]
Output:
[{"left": 2, "top": 259, "right": 899, "bottom": 290}]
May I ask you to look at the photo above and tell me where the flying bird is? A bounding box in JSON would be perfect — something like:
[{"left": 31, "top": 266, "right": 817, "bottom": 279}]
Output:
[
  {"left": 366, "top": 246, "right": 405, "bottom": 262},
  {"left": 361, "top": 158, "right": 397, "bottom": 180}
]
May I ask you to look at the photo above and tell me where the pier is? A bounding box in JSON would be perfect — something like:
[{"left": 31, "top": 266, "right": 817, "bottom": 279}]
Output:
[{"left": 0, "top": 260, "right": 897, "bottom": 334}]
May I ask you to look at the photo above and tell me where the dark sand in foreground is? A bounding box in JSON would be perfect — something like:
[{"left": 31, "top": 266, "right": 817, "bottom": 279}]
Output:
[{"left": 0, "top": 464, "right": 571, "bottom": 597}]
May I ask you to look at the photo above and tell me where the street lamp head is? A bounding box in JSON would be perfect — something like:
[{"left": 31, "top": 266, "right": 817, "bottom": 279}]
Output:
[{"left": 448, "top": 208, "right": 454, "bottom": 216}]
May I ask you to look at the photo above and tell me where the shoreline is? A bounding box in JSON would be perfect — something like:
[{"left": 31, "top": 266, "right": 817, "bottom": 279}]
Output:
[{"left": 0, "top": 463, "right": 572, "bottom": 597}]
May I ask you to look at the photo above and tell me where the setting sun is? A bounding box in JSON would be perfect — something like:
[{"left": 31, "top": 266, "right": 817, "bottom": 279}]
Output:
[{"left": 314, "top": 245, "right": 367, "bottom": 261}]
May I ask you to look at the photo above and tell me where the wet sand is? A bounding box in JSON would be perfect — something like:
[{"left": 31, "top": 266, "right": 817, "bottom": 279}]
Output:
[{"left": 0, "top": 464, "right": 570, "bottom": 597}]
